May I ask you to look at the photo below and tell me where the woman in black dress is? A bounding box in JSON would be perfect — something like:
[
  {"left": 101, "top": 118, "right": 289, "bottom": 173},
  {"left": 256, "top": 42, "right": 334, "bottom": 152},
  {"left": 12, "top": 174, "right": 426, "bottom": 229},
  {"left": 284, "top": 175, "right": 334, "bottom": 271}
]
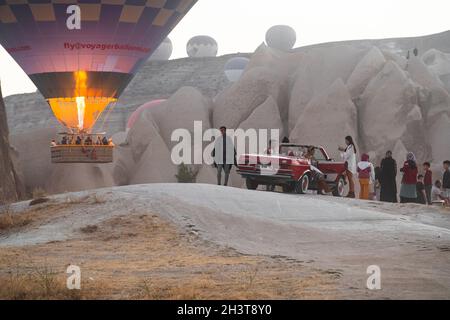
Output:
[{"left": 380, "top": 150, "right": 398, "bottom": 203}]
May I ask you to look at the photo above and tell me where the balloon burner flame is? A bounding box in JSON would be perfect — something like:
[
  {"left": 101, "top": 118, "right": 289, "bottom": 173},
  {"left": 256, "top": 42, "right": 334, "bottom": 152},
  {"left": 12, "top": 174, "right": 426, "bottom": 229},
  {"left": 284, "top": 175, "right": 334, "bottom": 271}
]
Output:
[{"left": 75, "top": 96, "right": 86, "bottom": 130}]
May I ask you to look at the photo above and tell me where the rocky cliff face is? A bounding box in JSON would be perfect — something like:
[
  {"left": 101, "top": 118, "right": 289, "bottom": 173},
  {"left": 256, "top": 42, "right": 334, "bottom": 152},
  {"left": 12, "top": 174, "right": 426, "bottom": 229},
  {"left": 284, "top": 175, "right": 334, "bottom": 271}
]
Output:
[
  {"left": 3, "top": 31, "right": 450, "bottom": 193},
  {"left": 0, "top": 84, "right": 23, "bottom": 202}
]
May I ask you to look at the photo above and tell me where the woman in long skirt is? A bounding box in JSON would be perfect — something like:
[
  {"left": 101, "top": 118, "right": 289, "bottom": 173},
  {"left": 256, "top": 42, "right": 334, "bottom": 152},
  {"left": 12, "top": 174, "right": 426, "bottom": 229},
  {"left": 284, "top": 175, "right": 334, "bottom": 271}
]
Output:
[{"left": 399, "top": 152, "right": 418, "bottom": 203}]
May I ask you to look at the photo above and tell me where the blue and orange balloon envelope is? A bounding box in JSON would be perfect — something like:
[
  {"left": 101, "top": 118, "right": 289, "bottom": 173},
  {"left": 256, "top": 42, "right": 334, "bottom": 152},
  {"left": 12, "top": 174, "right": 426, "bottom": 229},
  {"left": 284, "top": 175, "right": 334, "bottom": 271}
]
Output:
[{"left": 0, "top": 0, "right": 197, "bottom": 132}]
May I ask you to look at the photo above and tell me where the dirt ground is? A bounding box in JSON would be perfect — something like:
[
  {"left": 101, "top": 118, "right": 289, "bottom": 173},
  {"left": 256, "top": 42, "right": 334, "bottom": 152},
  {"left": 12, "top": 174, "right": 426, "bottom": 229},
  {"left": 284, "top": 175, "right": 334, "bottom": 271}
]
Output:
[
  {"left": 0, "top": 198, "right": 339, "bottom": 300},
  {"left": 1, "top": 184, "right": 448, "bottom": 300}
]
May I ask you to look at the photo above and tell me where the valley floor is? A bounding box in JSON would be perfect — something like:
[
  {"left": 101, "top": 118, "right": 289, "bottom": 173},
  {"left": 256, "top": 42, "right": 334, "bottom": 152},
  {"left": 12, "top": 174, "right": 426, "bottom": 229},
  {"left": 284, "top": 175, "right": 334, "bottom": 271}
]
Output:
[{"left": 0, "top": 184, "right": 449, "bottom": 299}]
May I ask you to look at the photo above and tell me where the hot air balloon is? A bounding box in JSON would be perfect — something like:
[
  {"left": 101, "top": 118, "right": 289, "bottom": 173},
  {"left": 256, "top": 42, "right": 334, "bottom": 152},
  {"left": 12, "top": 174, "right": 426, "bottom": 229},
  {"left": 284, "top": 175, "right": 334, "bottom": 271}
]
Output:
[
  {"left": 186, "top": 35, "right": 218, "bottom": 58},
  {"left": 224, "top": 57, "right": 249, "bottom": 82},
  {"left": 148, "top": 37, "right": 173, "bottom": 61},
  {"left": 0, "top": 0, "right": 197, "bottom": 163},
  {"left": 265, "top": 25, "right": 296, "bottom": 52},
  {"left": 127, "top": 99, "right": 166, "bottom": 129}
]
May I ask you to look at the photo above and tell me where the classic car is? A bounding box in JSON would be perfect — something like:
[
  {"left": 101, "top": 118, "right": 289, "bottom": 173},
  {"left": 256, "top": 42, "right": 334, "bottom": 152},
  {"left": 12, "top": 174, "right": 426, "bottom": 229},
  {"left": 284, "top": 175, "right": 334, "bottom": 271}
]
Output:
[{"left": 236, "top": 144, "right": 348, "bottom": 196}]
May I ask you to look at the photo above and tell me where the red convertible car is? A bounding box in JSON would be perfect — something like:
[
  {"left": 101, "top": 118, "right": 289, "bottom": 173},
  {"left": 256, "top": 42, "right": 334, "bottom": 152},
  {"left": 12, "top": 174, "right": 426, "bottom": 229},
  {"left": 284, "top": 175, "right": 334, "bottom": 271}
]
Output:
[{"left": 237, "top": 144, "right": 348, "bottom": 197}]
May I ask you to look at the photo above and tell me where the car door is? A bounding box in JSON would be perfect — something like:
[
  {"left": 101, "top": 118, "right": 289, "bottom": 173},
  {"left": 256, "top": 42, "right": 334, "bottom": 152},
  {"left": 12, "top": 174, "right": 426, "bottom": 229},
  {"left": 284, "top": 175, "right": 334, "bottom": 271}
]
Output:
[{"left": 315, "top": 148, "right": 340, "bottom": 182}]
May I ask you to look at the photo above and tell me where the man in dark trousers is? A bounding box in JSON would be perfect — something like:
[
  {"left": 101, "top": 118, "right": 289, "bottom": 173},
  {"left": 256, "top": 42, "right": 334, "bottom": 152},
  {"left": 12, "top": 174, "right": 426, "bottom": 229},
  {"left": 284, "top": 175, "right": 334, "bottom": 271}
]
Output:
[
  {"left": 212, "top": 126, "right": 236, "bottom": 186},
  {"left": 443, "top": 160, "right": 450, "bottom": 199},
  {"left": 380, "top": 150, "right": 398, "bottom": 202},
  {"left": 423, "top": 162, "right": 433, "bottom": 205}
]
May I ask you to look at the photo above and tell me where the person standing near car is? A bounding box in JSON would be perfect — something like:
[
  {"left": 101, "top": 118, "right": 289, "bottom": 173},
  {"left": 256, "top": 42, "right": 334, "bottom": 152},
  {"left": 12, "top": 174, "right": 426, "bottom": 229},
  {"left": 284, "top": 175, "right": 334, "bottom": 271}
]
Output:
[
  {"left": 380, "top": 151, "right": 398, "bottom": 203},
  {"left": 264, "top": 140, "right": 278, "bottom": 191},
  {"left": 423, "top": 162, "right": 433, "bottom": 205},
  {"left": 399, "top": 152, "right": 418, "bottom": 203},
  {"left": 338, "top": 136, "right": 357, "bottom": 198},
  {"left": 213, "top": 126, "right": 236, "bottom": 186},
  {"left": 357, "top": 153, "right": 375, "bottom": 200}
]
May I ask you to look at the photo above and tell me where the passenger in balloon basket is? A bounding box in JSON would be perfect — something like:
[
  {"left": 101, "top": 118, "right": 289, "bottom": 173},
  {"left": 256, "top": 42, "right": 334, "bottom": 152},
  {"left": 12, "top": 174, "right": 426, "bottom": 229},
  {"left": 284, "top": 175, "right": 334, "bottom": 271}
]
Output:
[{"left": 85, "top": 136, "right": 93, "bottom": 145}]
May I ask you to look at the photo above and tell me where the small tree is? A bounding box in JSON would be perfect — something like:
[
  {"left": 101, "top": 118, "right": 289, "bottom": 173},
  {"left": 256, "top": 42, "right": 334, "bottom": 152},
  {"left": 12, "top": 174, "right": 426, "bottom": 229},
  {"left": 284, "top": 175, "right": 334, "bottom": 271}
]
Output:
[{"left": 175, "top": 163, "right": 199, "bottom": 183}]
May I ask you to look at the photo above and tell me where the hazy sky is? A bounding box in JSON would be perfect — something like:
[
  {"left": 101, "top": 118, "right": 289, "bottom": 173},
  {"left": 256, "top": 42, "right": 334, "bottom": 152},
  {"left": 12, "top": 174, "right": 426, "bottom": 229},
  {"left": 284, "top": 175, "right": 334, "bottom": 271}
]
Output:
[{"left": 1, "top": 0, "right": 449, "bottom": 97}]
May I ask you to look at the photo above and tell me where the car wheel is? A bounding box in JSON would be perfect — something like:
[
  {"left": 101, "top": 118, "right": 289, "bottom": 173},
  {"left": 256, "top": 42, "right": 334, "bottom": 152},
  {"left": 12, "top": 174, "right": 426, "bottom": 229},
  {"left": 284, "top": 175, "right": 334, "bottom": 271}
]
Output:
[
  {"left": 246, "top": 178, "right": 258, "bottom": 190},
  {"left": 295, "top": 174, "right": 309, "bottom": 194},
  {"left": 332, "top": 176, "right": 346, "bottom": 197}
]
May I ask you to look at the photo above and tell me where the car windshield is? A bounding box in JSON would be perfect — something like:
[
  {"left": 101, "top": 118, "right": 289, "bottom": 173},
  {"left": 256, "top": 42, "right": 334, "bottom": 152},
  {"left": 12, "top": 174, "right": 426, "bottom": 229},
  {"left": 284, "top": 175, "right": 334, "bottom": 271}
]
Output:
[{"left": 279, "top": 145, "right": 308, "bottom": 157}]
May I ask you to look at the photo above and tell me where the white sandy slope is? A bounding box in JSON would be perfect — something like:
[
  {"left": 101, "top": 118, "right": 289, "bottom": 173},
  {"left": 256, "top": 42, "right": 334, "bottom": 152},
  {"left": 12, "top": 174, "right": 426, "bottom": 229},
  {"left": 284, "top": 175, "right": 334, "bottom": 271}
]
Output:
[{"left": 1, "top": 184, "right": 449, "bottom": 299}]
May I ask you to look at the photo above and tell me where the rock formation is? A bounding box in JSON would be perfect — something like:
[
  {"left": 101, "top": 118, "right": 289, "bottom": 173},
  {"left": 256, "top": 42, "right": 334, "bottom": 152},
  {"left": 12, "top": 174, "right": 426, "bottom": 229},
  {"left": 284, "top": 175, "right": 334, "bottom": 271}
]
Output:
[
  {"left": 290, "top": 79, "right": 358, "bottom": 159},
  {"left": 0, "top": 84, "right": 23, "bottom": 201},
  {"left": 3, "top": 31, "right": 450, "bottom": 193}
]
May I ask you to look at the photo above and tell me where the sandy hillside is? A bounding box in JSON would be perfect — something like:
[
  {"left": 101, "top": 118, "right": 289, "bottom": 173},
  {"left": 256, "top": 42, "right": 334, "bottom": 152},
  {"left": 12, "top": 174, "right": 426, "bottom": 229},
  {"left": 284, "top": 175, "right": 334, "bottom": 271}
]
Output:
[{"left": 0, "top": 183, "right": 449, "bottom": 299}]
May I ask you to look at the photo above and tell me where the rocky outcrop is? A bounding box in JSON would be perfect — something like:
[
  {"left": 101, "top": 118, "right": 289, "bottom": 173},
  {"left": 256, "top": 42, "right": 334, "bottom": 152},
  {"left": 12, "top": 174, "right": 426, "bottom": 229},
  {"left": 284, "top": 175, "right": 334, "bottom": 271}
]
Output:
[
  {"left": 129, "top": 134, "right": 177, "bottom": 184},
  {"left": 0, "top": 85, "right": 23, "bottom": 201},
  {"left": 213, "top": 65, "right": 288, "bottom": 130},
  {"left": 289, "top": 45, "right": 367, "bottom": 130},
  {"left": 113, "top": 104, "right": 177, "bottom": 185},
  {"left": 112, "top": 145, "right": 135, "bottom": 186},
  {"left": 347, "top": 47, "right": 386, "bottom": 98},
  {"left": 238, "top": 96, "right": 283, "bottom": 137},
  {"left": 3, "top": 31, "right": 450, "bottom": 193},
  {"left": 152, "top": 87, "right": 212, "bottom": 150},
  {"left": 290, "top": 79, "right": 358, "bottom": 159},
  {"left": 46, "top": 164, "right": 114, "bottom": 194},
  {"left": 359, "top": 61, "right": 428, "bottom": 162},
  {"left": 428, "top": 112, "right": 450, "bottom": 163},
  {"left": 10, "top": 127, "right": 56, "bottom": 193},
  {"left": 422, "top": 49, "right": 450, "bottom": 92},
  {"left": 126, "top": 109, "right": 161, "bottom": 163}
]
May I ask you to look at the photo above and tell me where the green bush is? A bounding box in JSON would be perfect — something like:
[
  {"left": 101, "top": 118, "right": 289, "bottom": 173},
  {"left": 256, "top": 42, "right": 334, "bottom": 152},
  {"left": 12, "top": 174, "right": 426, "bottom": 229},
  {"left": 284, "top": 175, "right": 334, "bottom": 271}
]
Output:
[{"left": 175, "top": 163, "right": 199, "bottom": 183}]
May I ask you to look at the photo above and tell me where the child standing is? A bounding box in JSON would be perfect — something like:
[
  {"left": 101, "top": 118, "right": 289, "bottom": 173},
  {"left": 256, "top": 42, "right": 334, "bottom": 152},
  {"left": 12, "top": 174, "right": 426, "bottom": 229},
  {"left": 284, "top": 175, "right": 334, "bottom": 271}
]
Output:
[
  {"left": 423, "top": 162, "right": 433, "bottom": 205},
  {"left": 416, "top": 174, "right": 427, "bottom": 204},
  {"left": 357, "top": 153, "right": 375, "bottom": 200}
]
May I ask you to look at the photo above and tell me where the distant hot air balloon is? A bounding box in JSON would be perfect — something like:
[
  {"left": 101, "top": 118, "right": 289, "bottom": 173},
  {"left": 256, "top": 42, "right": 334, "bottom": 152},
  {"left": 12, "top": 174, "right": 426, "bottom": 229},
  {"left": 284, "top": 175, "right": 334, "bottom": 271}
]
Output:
[
  {"left": 148, "top": 37, "right": 173, "bottom": 61},
  {"left": 186, "top": 35, "right": 218, "bottom": 58},
  {"left": 127, "top": 99, "right": 166, "bottom": 130},
  {"left": 0, "top": 0, "right": 197, "bottom": 134},
  {"left": 224, "top": 57, "right": 249, "bottom": 82},
  {"left": 265, "top": 25, "right": 297, "bottom": 52}
]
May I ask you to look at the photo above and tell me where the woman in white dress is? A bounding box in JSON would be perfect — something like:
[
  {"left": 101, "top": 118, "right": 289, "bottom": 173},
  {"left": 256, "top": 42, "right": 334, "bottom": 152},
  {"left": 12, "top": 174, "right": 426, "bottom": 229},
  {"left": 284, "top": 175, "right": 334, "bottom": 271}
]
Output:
[{"left": 338, "top": 136, "right": 357, "bottom": 198}]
